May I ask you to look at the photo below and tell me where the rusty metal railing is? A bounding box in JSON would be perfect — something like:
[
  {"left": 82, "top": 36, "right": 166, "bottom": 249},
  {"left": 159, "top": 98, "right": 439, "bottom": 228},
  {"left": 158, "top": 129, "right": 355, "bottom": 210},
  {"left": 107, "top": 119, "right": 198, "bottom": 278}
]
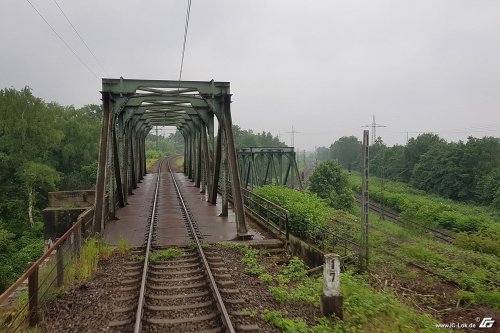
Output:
[
  {"left": 0, "top": 207, "right": 95, "bottom": 332},
  {"left": 240, "top": 188, "right": 290, "bottom": 240},
  {"left": 217, "top": 179, "right": 290, "bottom": 240}
]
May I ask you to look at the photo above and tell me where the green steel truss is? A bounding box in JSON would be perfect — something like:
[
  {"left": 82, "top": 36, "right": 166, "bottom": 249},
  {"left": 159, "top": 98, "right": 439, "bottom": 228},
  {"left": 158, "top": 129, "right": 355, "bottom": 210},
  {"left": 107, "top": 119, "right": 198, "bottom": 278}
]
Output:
[
  {"left": 94, "top": 78, "right": 249, "bottom": 238},
  {"left": 236, "top": 147, "right": 303, "bottom": 190}
]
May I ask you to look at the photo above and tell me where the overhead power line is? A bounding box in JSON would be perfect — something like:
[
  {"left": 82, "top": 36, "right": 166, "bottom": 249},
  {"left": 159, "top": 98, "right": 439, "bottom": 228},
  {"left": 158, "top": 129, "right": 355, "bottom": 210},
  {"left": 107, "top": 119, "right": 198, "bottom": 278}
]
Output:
[
  {"left": 178, "top": 0, "right": 192, "bottom": 83},
  {"left": 52, "top": 0, "right": 109, "bottom": 76},
  {"left": 24, "top": 0, "right": 99, "bottom": 79},
  {"left": 285, "top": 125, "right": 301, "bottom": 147},
  {"left": 362, "top": 115, "right": 386, "bottom": 144}
]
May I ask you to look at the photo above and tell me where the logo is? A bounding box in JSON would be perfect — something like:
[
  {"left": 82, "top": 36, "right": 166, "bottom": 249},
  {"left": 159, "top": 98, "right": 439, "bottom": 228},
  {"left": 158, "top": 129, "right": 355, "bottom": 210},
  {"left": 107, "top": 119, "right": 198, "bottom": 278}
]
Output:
[{"left": 479, "top": 317, "right": 495, "bottom": 328}]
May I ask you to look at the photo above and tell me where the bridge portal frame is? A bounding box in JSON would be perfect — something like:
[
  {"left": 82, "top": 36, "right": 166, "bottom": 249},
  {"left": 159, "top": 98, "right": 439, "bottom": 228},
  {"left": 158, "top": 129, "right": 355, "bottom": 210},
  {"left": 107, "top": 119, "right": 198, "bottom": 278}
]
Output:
[
  {"left": 94, "top": 78, "right": 249, "bottom": 238},
  {"left": 237, "top": 147, "right": 303, "bottom": 190}
]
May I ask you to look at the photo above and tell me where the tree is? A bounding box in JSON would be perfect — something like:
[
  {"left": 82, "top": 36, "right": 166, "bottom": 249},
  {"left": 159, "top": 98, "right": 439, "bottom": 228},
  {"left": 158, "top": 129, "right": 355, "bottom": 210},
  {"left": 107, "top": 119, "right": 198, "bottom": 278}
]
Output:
[
  {"left": 477, "top": 168, "right": 500, "bottom": 208},
  {"left": 0, "top": 88, "right": 102, "bottom": 292},
  {"left": 404, "top": 133, "right": 445, "bottom": 181},
  {"left": 0, "top": 227, "right": 15, "bottom": 290},
  {"left": 411, "top": 142, "right": 465, "bottom": 199},
  {"left": 308, "top": 160, "right": 354, "bottom": 211},
  {"left": 371, "top": 144, "right": 408, "bottom": 181},
  {"left": 316, "top": 146, "right": 331, "bottom": 161},
  {"left": 232, "top": 125, "right": 285, "bottom": 148},
  {"left": 330, "top": 136, "right": 362, "bottom": 171},
  {"left": 18, "top": 162, "right": 60, "bottom": 226}
]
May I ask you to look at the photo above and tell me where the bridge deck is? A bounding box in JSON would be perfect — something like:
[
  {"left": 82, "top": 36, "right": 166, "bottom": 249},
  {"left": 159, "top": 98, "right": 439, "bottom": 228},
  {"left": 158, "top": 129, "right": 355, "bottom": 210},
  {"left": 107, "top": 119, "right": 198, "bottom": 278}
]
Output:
[{"left": 103, "top": 169, "right": 267, "bottom": 247}]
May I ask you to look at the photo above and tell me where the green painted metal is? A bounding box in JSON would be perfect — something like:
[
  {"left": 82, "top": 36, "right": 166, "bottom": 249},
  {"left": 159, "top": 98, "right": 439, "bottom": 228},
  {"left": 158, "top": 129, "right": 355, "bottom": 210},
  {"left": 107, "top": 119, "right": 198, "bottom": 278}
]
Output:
[
  {"left": 236, "top": 147, "right": 303, "bottom": 190},
  {"left": 94, "top": 78, "right": 250, "bottom": 239}
]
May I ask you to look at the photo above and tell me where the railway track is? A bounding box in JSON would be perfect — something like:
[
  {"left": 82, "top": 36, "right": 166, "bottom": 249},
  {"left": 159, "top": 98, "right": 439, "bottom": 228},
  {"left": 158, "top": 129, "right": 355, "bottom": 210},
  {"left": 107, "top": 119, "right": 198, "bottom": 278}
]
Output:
[
  {"left": 108, "top": 158, "right": 258, "bottom": 333},
  {"left": 355, "top": 197, "right": 454, "bottom": 243}
]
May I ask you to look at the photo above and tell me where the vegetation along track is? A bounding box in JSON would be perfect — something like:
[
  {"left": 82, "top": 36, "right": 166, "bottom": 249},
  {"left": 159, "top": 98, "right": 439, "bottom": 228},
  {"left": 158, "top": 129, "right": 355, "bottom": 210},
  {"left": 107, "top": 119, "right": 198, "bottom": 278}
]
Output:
[
  {"left": 355, "top": 197, "right": 454, "bottom": 243},
  {"left": 108, "top": 157, "right": 258, "bottom": 333}
]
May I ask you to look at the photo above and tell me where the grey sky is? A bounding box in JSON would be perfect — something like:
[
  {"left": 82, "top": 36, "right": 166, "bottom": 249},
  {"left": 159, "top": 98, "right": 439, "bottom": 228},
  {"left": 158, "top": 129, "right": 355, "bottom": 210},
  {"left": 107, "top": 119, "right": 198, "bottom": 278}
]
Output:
[{"left": 2, "top": 0, "right": 500, "bottom": 150}]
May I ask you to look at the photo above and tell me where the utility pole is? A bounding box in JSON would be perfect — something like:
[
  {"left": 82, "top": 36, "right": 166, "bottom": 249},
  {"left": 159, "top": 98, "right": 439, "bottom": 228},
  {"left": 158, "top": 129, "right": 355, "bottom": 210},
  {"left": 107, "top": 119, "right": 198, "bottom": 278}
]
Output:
[
  {"left": 285, "top": 126, "right": 301, "bottom": 188},
  {"left": 286, "top": 125, "right": 301, "bottom": 147},
  {"left": 360, "top": 130, "right": 369, "bottom": 271},
  {"left": 362, "top": 115, "right": 386, "bottom": 145}
]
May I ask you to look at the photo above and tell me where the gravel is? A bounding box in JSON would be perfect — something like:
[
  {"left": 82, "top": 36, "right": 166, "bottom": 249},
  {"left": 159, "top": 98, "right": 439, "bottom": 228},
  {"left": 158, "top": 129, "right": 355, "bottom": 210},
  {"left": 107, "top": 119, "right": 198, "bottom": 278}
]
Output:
[{"left": 38, "top": 244, "right": 323, "bottom": 333}]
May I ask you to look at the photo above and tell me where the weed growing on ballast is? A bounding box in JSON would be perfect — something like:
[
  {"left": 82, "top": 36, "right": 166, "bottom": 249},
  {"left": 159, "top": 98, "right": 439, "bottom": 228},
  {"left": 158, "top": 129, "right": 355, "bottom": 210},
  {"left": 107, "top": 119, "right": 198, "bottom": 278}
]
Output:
[
  {"left": 117, "top": 235, "right": 130, "bottom": 254},
  {"left": 130, "top": 255, "right": 144, "bottom": 262},
  {"left": 150, "top": 248, "right": 183, "bottom": 261}
]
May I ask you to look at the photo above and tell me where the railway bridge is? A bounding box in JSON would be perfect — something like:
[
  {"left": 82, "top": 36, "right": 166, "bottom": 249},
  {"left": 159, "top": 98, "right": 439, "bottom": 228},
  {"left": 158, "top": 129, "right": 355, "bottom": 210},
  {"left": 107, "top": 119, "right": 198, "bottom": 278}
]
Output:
[
  {"left": 94, "top": 78, "right": 250, "bottom": 240},
  {"left": 0, "top": 78, "right": 325, "bottom": 333}
]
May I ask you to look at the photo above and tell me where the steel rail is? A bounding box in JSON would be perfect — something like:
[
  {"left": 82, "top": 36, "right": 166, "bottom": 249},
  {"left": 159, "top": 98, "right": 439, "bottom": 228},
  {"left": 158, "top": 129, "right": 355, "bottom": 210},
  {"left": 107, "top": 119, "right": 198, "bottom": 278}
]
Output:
[
  {"left": 133, "top": 158, "right": 164, "bottom": 333},
  {"left": 167, "top": 158, "right": 236, "bottom": 333},
  {"left": 354, "top": 197, "right": 453, "bottom": 243}
]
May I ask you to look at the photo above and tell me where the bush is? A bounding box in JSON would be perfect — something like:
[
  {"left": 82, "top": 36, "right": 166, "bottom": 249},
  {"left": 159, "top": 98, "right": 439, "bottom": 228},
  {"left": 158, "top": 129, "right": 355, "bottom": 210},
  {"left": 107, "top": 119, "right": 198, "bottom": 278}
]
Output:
[
  {"left": 308, "top": 161, "right": 354, "bottom": 211},
  {"left": 253, "top": 185, "right": 331, "bottom": 240},
  {"left": 454, "top": 224, "right": 500, "bottom": 256}
]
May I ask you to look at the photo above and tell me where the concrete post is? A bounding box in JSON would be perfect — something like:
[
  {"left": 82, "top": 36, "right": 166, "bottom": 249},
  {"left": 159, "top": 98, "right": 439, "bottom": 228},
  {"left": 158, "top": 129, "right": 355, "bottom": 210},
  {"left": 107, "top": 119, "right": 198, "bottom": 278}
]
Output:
[
  {"left": 360, "top": 130, "right": 369, "bottom": 271},
  {"left": 321, "top": 253, "right": 343, "bottom": 319}
]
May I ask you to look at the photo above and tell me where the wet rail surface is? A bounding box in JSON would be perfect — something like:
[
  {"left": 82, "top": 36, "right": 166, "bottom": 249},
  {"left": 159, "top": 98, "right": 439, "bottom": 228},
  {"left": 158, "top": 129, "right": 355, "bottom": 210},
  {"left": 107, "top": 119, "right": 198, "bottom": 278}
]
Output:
[{"left": 108, "top": 158, "right": 258, "bottom": 333}]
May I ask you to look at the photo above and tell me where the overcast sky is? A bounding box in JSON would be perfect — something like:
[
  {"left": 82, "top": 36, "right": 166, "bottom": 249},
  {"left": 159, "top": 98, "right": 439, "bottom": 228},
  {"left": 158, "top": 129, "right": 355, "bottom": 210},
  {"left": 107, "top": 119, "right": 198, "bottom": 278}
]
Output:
[{"left": 2, "top": 0, "right": 500, "bottom": 150}]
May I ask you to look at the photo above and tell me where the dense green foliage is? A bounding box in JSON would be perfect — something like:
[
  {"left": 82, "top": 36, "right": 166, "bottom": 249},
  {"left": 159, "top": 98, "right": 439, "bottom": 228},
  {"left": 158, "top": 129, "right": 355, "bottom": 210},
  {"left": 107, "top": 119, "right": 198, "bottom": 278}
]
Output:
[
  {"left": 350, "top": 174, "right": 500, "bottom": 256},
  {"left": 359, "top": 209, "right": 500, "bottom": 309},
  {"left": 0, "top": 88, "right": 101, "bottom": 291},
  {"left": 318, "top": 133, "right": 500, "bottom": 208},
  {"left": 253, "top": 185, "right": 359, "bottom": 254},
  {"left": 308, "top": 160, "right": 354, "bottom": 211},
  {"left": 253, "top": 185, "right": 331, "bottom": 240}
]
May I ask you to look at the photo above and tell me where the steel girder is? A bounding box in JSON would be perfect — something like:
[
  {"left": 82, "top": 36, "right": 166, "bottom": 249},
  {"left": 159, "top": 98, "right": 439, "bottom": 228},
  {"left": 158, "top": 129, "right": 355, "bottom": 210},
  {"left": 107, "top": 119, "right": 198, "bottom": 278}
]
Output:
[
  {"left": 236, "top": 147, "right": 303, "bottom": 190},
  {"left": 94, "top": 78, "right": 249, "bottom": 238}
]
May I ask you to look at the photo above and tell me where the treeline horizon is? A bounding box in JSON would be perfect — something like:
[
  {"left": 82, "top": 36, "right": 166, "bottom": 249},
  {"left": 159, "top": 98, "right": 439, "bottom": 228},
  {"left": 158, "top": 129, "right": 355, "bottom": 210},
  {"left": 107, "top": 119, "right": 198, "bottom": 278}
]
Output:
[{"left": 316, "top": 134, "right": 500, "bottom": 209}]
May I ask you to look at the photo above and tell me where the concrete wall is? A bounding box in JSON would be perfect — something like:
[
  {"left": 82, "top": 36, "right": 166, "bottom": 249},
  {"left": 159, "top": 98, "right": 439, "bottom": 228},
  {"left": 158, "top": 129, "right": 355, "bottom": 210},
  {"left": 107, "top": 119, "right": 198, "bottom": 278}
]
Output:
[
  {"left": 43, "top": 190, "right": 95, "bottom": 242},
  {"left": 42, "top": 208, "right": 87, "bottom": 242},
  {"left": 48, "top": 190, "right": 95, "bottom": 208}
]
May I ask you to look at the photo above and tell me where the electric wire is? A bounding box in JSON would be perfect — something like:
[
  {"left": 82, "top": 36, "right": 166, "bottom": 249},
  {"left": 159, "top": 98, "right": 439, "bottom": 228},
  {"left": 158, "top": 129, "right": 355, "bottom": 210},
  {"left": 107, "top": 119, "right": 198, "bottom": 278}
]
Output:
[
  {"left": 178, "top": 0, "right": 192, "bottom": 84},
  {"left": 52, "top": 0, "right": 109, "bottom": 76},
  {"left": 24, "top": 0, "right": 100, "bottom": 80}
]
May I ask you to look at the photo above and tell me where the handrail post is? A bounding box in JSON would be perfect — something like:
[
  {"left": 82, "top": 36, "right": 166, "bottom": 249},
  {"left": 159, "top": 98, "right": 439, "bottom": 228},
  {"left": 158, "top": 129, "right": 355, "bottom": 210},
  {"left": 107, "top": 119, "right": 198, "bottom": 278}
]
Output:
[
  {"left": 56, "top": 242, "right": 64, "bottom": 288},
  {"left": 285, "top": 214, "right": 290, "bottom": 240},
  {"left": 28, "top": 263, "right": 39, "bottom": 326},
  {"left": 75, "top": 221, "right": 82, "bottom": 257},
  {"left": 81, "top": 214, "right": 86, "bottom": 239}
]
